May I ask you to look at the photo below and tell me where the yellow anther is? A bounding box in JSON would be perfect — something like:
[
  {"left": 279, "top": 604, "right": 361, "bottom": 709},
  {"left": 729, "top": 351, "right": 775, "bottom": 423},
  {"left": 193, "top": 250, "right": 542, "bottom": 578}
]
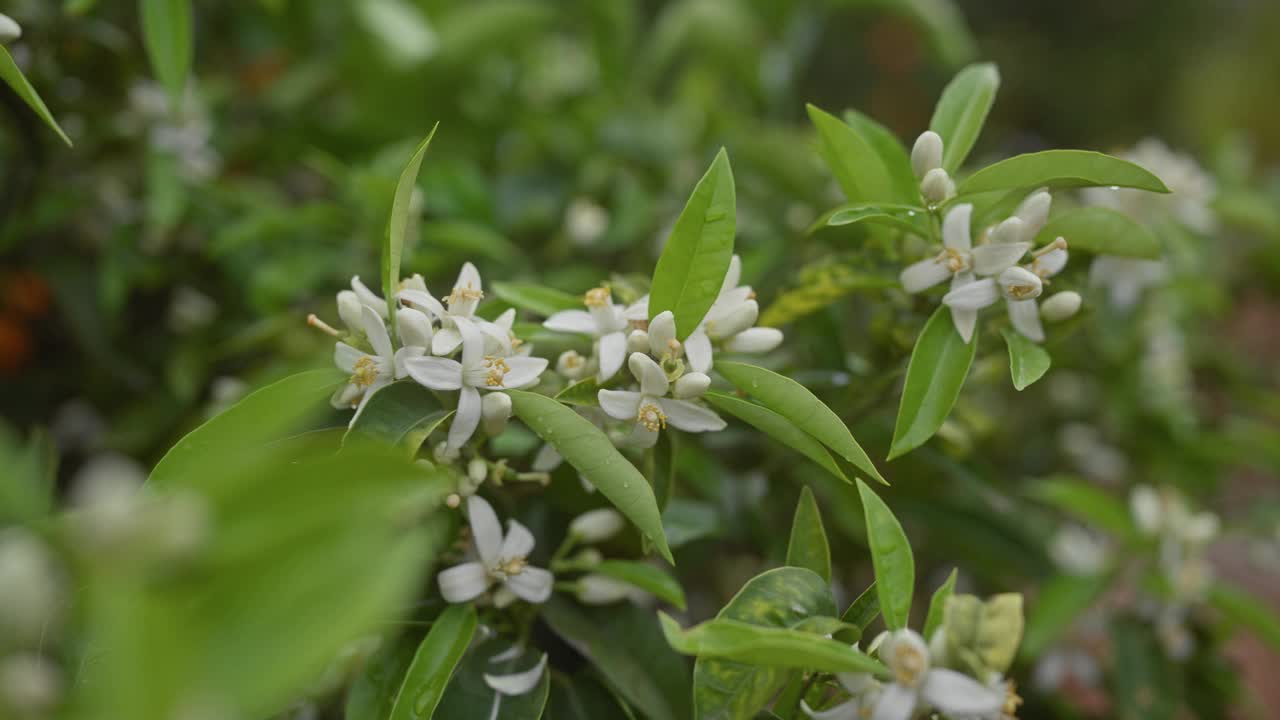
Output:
[
  {"left": 637, "top": 402, "right": 667, "bottom": 432},
  {"left": 497, "top": 556, "right": 527, "bottom": 576},
  {"left": 446, "top": 285, "right": 484, "bottom": 304},
  {"left": 584, "top": 287, "right": 612, "bottom": 307},
  {"left": 1002, "top": 681, "right": 1023, "bottom": 719},
  {"left": 482, "top": 356, "right": 510, "bottom": 387},
  {"left": 937, "top": 247, "right": 970, "bottom": 273},
  {"left": 1006, "top": 283, "right": 1040, "bottom": 300},
  {"left": 352, "top": 356, "right": 380, "bottom": 388},
  {"left": 892, "top": 643, "right": 927, "bottom": 687}
]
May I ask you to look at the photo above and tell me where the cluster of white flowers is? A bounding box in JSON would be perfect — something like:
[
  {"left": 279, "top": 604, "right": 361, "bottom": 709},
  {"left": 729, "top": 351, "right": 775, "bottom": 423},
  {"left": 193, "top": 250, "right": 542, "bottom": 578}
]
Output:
[{"left": 899, "top": 183, "right": 1081, "bottom": 343}]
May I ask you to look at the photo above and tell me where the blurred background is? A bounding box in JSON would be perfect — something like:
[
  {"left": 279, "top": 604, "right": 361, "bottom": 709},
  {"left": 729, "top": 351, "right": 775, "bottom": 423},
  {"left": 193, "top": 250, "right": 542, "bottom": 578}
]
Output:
[{"left": 2, "top": 0, "right": 1279, "bottom": 717}]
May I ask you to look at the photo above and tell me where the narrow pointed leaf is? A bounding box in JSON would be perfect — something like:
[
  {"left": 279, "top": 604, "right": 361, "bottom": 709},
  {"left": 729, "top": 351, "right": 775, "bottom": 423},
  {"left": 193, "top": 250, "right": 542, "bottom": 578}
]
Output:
[
  {"left": 959, "top": 149, "right": 1170, "bottom": 195},
  {"left": 554, "top": 378, "right": 605, "bottom": 407},
  {"left": 346, "top": 380, "right": 450, "bottom": 456},
  {"left": 491, "top": 281, "right": 583, "bottom": 316},
  {"left": 715, "top": 362, "right": 882, "bottom": 483},
  {"left": 817, "top": 203, "right": 929, "bottom": 236},
  {"left": 856, "top": 479, "right": 914, "bottom": 630},
  {"left": 807, "top": 104, "right": 896, "bottom": 204},
  {"left": 704, "top": 391, "right": 847, "bottom": 483},
  {"left": 1026, "top": 477, "right": 1134, "bottom": 538},
  {"left": 889, "top": 307, "right": 977, "bottom": 460},
  {"left": 1001, "top": 327, "right": 1051, "bottom": 391},
  {"left": 923, "top": 569, "right": 958, "bottom": 639},
  {"left": 840, "top": 583, "right": 881, "bottom": 639},
  {"left": 786, "top": 487, "right": 831, "bottom": 583},
  {"left": 389, "top": 604, "right": 477, "bottom": 720},
  {"left": 844, "top": 110, "right": 920, "bottom": 203},
  {"left": 508, "top": 390, "right": 672, "bottom": 563},
  {"left": 660, "top": 614, "right": 885, "bottom": 675},
  {"left": 649, "top": 148, "right": 736, "bottom": 339},
  {"left": 383, "top": 125, "right": 439, "bottom": 326},
  {"left": 929, "top": 63, "right": 999, "bottom": 172},
  {"left": 140, "top": 0, "right": 193, "bottom": 107},
  {"left": 1032, "top": 206, "right": 1161, "bottom": 259},
  {"left": 0, "top": 47, "right": 72, "bottom": 146}
]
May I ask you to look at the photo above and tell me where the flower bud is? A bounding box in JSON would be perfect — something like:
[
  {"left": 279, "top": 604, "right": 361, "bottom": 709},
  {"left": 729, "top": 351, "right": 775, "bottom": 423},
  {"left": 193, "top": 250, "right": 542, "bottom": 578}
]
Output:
[
  {"left": 569, "top": 508, "right": 625, "bottom": 543},
  {"left": 920, "top": 168, "right": 955, "bottom": 204},
  {"left": 433, "top": 441, "right": 459, "bottom": 464},
  {"left": 481, "top": 392, "right": 512, "bottom": 436},
  {"left": 0, "top": 654, "right": 61, "bottom": 716},
  {"left": 989, "top": 217, "right": 1025, "bottom": 245},
  {"left": 0, "top": 14, "right": 21, "bottom": 44},
  {"left": 0, "top": 530, "right": 63, "bottom": 648},
  {"left": 337, "top": 290, "right": 364, "bottom": 333},
  {"left": 467, "top": 458, "right": 489, "bottom": 486},
  {"left": 724, "top": 327, "right": 783, "bottom": 354},
  {"left": 673, "top": 372, "right": 711, "bottom": 399},
  {"left": 997, "top": 266, "right": 1043, "bottom": 301},
  {"left": 626, "top": 329, "right": 650, "bottom": 355},
  {"left": 911, "top": 131, "right": 944, "bottom": 178},
  {"left": 647, "top": 311, "right": 681, "bottom": 359},
  {"left": 709, "top": 301, "right": 758, "bottom": 340},
  {"left": 1039, "top": 291, "right": 1082, "bottom": 322},
  {"left": 556, "top": 350, "right": 587, "bottom": 381},
  {"left": 397, "top": 307, "right": 434, "bottom": 348},
  {"left": 575, "top": 575, "right": 635, "bottom": 605}
]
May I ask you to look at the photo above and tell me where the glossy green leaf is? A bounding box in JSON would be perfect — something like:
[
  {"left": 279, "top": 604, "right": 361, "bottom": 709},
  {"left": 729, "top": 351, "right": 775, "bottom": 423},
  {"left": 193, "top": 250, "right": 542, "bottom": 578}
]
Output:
[
  {"left": 806, "top": 104, "right": 896, "bottom": 204},
  {"left": 649, "top": 430, "right": 676, "bottom": 511},
  {"left": 923, "top": 569, "right": 958, "bottom": 639},
  {"left": 844, "top": 110, "right": 921, "bottom": 204},
  {"left": 660, "top": 614, "right": 885, "bottom": 675},
  {"left": 662, "top": 499, "right": 722, "bottom": 550},
  {"left": 140, "top": 0, "right": 193, "bottom": 106},
  {"left": 649, "top": 148, "right": 736, "bottom": 339},
  {"left": 1026, "top": 477, "right": 1134, "bottom": 538},
  {"left": 929, "top": 63, "right": 999, "bottom": 173},
  {"left": 692, "top": 567, "right": 835, "bottom": 720},
  {"left": 715, "top": 362, "right": 882, "bottom": 484},
  {"left": 1207, "top": 583, "right": 1280, "bottom": 653},
  {"left": 433, "top": 637, "right": 549, "bottom": 720},
  {"left": 819, "top": 203, "right": 929, "bottom": 236},
  {"left": 1111, "top": 617, "right": 1177, "bottom": 720},
  {"left": 1032, "top": 206, "right": 1162, "bottom": 259},
  {"left": 786, "top": 487, "right": 831, "bottom": 583},
  {"left": 1020, "top": 573, "right": 1111, "bottom": 659},
  {"left": 840, "top": 583, "right": 881, "bottom": 638},
  {"left": 592, "top": 560, "right": 687, "bottom": 610},
  {"left": 1001, "top": 327, "right": 1051, "bottom": 391},
  {"left": 547, "top": 672, "right": 636, "bottom": 720},
  {"left": 959, "top": 150, "right": 1170, "bottom": 195},
  {"left": 856, "top": 479, "right": 914, "bottom": 630},
  {"left": 704, "top": 391, "right": 847, "bottom": 484},
  {"left": 346, "top": 381, "right": 450, "bottom": 456},
  {"left": 389, "top": 604, "right": 477, "bottom": 720},
  {"left": 345, "top": 635, "right": 418, "bottom": 720},
  {"left": 888, "top": 307, "right": 977, "bottom": 460},
  {"left": 508, "top": 390, "right": 672, "bottom": 563},
  {"left": 383, "top": 125, "right": 439, "bottom": 325},
  {"left": 0, "top": 46, "right": 72, "bottom": 146},
  {"left": 555, "top": 377, "right": 606, "bottom": 407},
  {"left": 492, "top": 281, "right": 583, "bottom": 316}
]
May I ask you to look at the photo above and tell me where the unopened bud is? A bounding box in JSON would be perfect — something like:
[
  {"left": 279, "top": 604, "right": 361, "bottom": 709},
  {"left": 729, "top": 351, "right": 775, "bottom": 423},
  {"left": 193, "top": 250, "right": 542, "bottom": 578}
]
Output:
[
  {"left": 337, "top": 291, "right": 364, "bottom": 333},
  {"left": 0, "top": 654, "right": 61, "bottom": 716},
  {"left": 397, "top": 307, "right": 434, "bottom": 348},
  {"left": 0, "top": 14, "right": 21, "bottom": 44},
  {"left": 920, "top": 168, "right": 955, "bottom": 204},
  {"left": 626, "top": 329, "right": 650, "bottom": 355},
  {"left": 709, "top": 301, "right": 758, "bottom": 340},
  {"left": 481, "top": 392, "right": 512, "bottom": 436},
  {"left": 673, "top": 372, "right": 711, "bottom": 399},
  {"left": 569, "top": 508, "right": 625, "bottom": 543},
  {"left": 911, "top": 131, "right": 944, "bottom": 178},
  {"left": 568, "top": 548, "right": 603, "bottom": 567},
  {"left": 556, "top": 350, "right": 587, "bottom": 381},
  {"left": 1015, "top": 190, "right": 1052, "bottom": 237},
  {"left": 1039, "top": 291, "right": 1082, "bottom": 322},
  {"left": 575, "top": 575, "right": 635, "bottom": 605},
  {"left": 0, "top": 530, "right": 63, "bottom": 648},
  {"left": 466, "top": 458, "right": 489, "bottom": 486}
]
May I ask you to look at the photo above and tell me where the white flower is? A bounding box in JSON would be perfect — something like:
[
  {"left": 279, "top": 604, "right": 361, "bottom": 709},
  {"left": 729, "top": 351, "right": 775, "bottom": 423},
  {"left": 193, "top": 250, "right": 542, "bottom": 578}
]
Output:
[
  {"left": 543, "top": 287, "right": 629, "bottom": 381},
  {"left": 331, "top": 305, "right": 397, "bottom": 420},
  {"left": 1089, "top": 256, "right": 1167, "bottom": 309},
  {"left": 436, "top": 496, "right": 553, "bottom": 607},
  {"left": 398, "top": 262, "right": 485, "bottom": 356},
  {"left": 404, "top": 318, "right": 547, "bottom": 449},
  {"left": 598, "top": 353, "right": 726, "bottom": 448},
  {"left": 569, "top": 508, "right": 625, "bottom": 543},
  {"left": 901, "top": 204, "right": 1030, "bottom": 342},
  {"left": 868, "top": 629, "right": 1003, "bottom": 720},
  {"left": 942, "top": 238, "right": 1068, "bottom": 343},
  {"left": 0, "top": 13, "right": 22, "bottom": 44},
  {"left": 555, "top": 350, "right": 590, "bottom": 381},
  {"left": 350, "top": 275, "right": 388, "bottom": 319}
]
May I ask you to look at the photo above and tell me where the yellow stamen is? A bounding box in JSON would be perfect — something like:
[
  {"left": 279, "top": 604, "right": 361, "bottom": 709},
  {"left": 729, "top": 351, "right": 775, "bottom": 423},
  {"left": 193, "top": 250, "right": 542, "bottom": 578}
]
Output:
[
  {"left": 445, "top": 285, "right": 484, "bottom": 305},
  {"left": 497, "top": 556, "right": 527, "bottom": 576},
  {"left": 483, "top": 356, "right": 510, "bottom": 387},
  {"left": 892, "top": 644, "right": 927, "bottom": 687},
  {"left": 1002, "top": 681, "right": 1023, "bottom": 719},
  {"left": 1007, "top": 283, "right": 1040, "bottom": 300},
  {"left": 937, "top": 246, "right": 970, "bottom": 273},
  {"left": 352, "top": 356, "right": 380, "bottom": 388},
  {"left": 637, "top": 402, "right": 667, "bottom": 432},
  {"left": 584, "top": 287, "right": 611, "bottom": 308}
]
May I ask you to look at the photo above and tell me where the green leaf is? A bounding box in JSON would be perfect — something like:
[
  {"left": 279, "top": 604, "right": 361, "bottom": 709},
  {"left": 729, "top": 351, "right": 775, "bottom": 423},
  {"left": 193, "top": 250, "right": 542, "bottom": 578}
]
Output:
[
  {"left": 806, "top": 104, "right": 897, "bottom": 204},
  {"left": 856, "top": 479, "right": 914, "bottom": 630},
  {"left": 492, "top": 281, "right": 583, "bottom": 316},
  {"left": 888, "top": 307, "right": 977, "bottom": 460},
  {"left": 1111, "top": 617, "right": 1177, "bottom": 720},
  {"left": 591, "top": 560, "right": 687, "bottom": 610},
  {"left": 346, "top": 381, "right": 451, "bottom": 456},
  {"left": 715, "top": 362, "right": 882, "bottom": 484},
  {"left": 1026, "top": 477, "right": 1134, "bottom": 538},
  {"left": 928, "top": 63, "right": 999, "bottom": 173},
  {"left": 649, "top": 148, "right": 736, "bottom": 339},
  {"left": 139, "top": 0, "right": 193, "bottom": 107},
  {"left": 389, "top": 604, "right": 477, "bottom": 720},
  {"left": 555, "top": 377, "right": 606, "bottom": 407},
  {"left": 704, "top": 391, "right": 847, "bottom": 484},
  {"left": 819, "top": 203, "right": 929, "bottom": 236},
  {"left": 1207, "top": 583, "right": 1280, "bottom": 653},
  {"left": 383, "top": 125, "right": 439, "bottom": 324},
  {"left": 660, "top": 614, "right": 885, "bottom": 675},
  {"left": 508, "top": 390, "right": 672, "bottom": 563},
  {"left": 649, "top": 430, "right": 677, "bottom": 511},
  {"left": 434, "top": 637, "right": 550, "bottom": 720},
  {"left": 345, "top": 635, "right": 418, "bottom": 720},
  {"left": 0, "top": 46, "right": 72, "bottom": 146},
  {"left": 840, "top": 583, "right": 881, "bottom": 638},
  {"left": 692, "top": 567, "right": 836, "bottom": 720},
  {"left": 959, "top": 150, "right": 1170, "bottom": 195},
  {"left": 541, "top": 598, "right": 691, "bottom": 720},
  {"left": 843, "top": 110, "right": 921, "bottom": 204},
  {"left": 1032, "top": 206, "right": 1162, "bottom": 259},
  {"left": 923, "top": 569, "right": 958, "bottom": 639},
  {"left": 1001, "top": 327, "right": 1051, "bottom": 391},
  {"left": 662, "top": 499, "right": 722, "bottom": 550},
  {"left": 1020, "top": 573, "right": 1111, "bottom": 659},
  {"left": 786, "top": 487, "right": 831, "bottom": 583}
]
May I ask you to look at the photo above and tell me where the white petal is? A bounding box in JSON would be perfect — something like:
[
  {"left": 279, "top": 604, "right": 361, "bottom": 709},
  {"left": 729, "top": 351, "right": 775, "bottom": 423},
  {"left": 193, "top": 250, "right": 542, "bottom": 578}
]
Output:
[
  {"left": 504, "top": 566, "right": 554, "bottom": 604},
  {"left": 988, "top": 216, "right": 1026, "bottom": 245},
  {"left": 871, "top": 683, "right": 917, "bottom": 720},
  {"left": 597, "top": 331, "right": 627, "bottom": 382},
  {"left": 950, "top": 307, "right": 978, "bottom": 344},
  {"left": 1008, "top": 299, "right": 1045, "bottom": 342},
  {"left": 660, "top": 399, "right": 726, "bottom": 433},
  {"left": 501, "top": 519, "right": 536, "bottom": 560},
  {"left": 456, "top": 317, "right": 486, "bottom": 371},
  {"left": 921, "top": 669, "right": 1004, "bottom": 717},
  {"left": 800, "top": 699, "right": 861, "bottom": 720},
  {"left": 709, "top": 300, "right": 758, "bottom": 340},
  {"left": 394, "top": 346, "right": 426, "bottom": 379},
  {"left": 623, "top": 295, "right": 649, "bottom": 321},
  {"left": 724, "top": 327, "right": 783, "bottom": 354},
  {"left": 397, "top": 307, "right": 434, "bottom": 348},
  {"left": 629, "top": 352, "right": 669, "bottom": 397},
  {"left": 1034, "top": 247, "right": 1069, "bottom": 277},
  {"left": 432, "top": 327, "right": 463, "bottom": 356},
  {"left": 598, "top": 390, "right": 643, "bottom": 421},
  {"left": 626, "top": 423, "right": 660, "bottom": 448},
  {"left": 500, "top": 356, "right": 548, "bottom": 389},
  {"left": 942, "top": 277, "right": 999, "bottom": 311},
  {"left": 478, "top": 319, "right": 513, "bottom": 356},
  {"left": 449, "top": 386, "right": 482, "bottom": 449},
  {"left": 362, "top": 305, "right": 393, "bottom": 359},
  {"left": 911, "top": 131, "right": 944, "bottom": 178},
  {"left": 899, "top": 258, "right": 952, "bottom": 294},
  {"left": 438, "top": 562, "right": 490, "bottom": 603},
  {"left": 492, "top": 585, "right": 517, "bottom": 609},
  {"left": 673, "top": 372, "right": 711, "bottom": 399},
  {"left": 456, "top": 262, "right": 482, "bottom": 295},
  {"left": 720, "top": 254, "right": 742, "bottom": 296},
  {"left": 648, "top": 311, "right": 678, "bottom": 357},
  {"left": 399, "top": 288, "right": 447, "bottom": 320},
  {"left": 684, "top": 329, "right": 714, "bottom": 373},
  {"left": 467, "top": 495, "right": 504, "bottom": 568},
  {"left": 493, "top": 308, "right": 516, "bottom": 332},
  {"left": 942, "top": 204, "right": 973, "bottom": 252},
  {"left": 405, "top": 356, "right": 464, "bottom": 390},
  {"left": 484, "top": 653, "right": 547, "bottom": 696},
  {"left": 711, "top": 286, "right": 754, "bottom": 317},
  {"left": 351, "top": 276, "right": 388, "bottom": 317},
  {"left": 334, "top": 343, "right": 364, "bottom": 373},
  {"left": 1016, "top": 190, "right": 1052, "bottom": 236},
  {"left": 331, "top": 382, "right": 361, "bottom": 409},
  {"left": 971, "top": 242, "right": 1030, "bottom": 276},
  {"left": 531, "top": 443, "right": 562, "bottom": 473},
  {"left": 997, "top": 266, "right": 1043, "bottom": 300},
  {"left": 544, "top": 310, "right": 597, "bottom": 335}
]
